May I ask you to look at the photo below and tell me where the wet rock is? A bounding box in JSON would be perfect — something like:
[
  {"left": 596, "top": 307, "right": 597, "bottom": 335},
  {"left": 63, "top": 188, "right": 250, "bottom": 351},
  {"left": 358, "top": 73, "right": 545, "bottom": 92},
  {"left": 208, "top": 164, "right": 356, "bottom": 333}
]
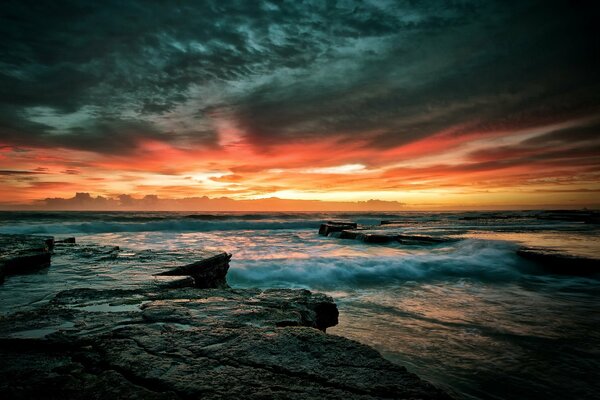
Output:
[
  {"left": 534, "top": 210, "right": 600, "bottom": 224},
  {"left": 0, "top": 234, "right": 54, "bottom": 284},
  {"left": 154, "top": 251, "right": 231, "bottom": 288},
  {"left": 0, "top": 286, "right": 449, "bottom": 399},
  {"left": 335, "top": 229, "right": 457, "bottom": 246},
  {"left": 380, "top": 220, "right": 409, "bottom": 225},
  {"left": 396, "top": 234, "right": 458, "bottom": 245},
  {"left": 363, "top": 233, "right": 397, "bottom": 244},
  {"left": 56, "top": 237, "right": 76, "bottom": 244},
  {"left": 150, "top": 275, "right": 195, "bottom": 289},
  {"left": 319, "top": 221, "right": 358, "bottom": 236},
  {"left": 517, "top": 247, "right": 600, "bottom": 276}
]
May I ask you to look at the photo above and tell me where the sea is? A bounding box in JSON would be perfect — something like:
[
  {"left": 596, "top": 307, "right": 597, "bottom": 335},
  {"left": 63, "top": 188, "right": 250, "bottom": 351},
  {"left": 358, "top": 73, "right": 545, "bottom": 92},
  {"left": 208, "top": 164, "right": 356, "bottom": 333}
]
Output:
[{"left": 0, "top": 211, "right": 599, "bottom": 400}]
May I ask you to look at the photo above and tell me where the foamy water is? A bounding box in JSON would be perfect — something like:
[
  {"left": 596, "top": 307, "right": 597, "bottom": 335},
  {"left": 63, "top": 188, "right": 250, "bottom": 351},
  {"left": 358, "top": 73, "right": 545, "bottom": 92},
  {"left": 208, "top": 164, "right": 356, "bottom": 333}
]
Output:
[{"left": 1, "top": 211, "right": 599, "bottom": 400}]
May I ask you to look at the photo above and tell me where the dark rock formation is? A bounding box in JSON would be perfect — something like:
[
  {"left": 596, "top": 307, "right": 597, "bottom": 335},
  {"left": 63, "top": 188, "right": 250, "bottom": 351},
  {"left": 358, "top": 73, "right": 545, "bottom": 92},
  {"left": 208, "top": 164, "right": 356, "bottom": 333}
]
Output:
[
  {"left": 380, "top": 220, "right": 409, "bottom": 225},
  {"left": 319, "top": 221, "right": 358, "bottom": 236},
  {"left": 151, "top": 275, "right": 196, "bottom": 289},
  {"left": 517, "top": 247, "right": 600, "bottom": 276},
  {"left": 334, "top": 228, "right": 458, "bottom": 246},
  {"left": 56, "top": 237, "right": 76, "bottom": 244},
  {"left": 0, "top": 234, "right": 54, "bottom": 284},
  {"left": 396, "top": 234, "right": 457, "bottom": 245},
  {"left": 534, "top": 210, "right": 600, "bottom": 224},
  {"left": 154, "top": 251, "right": 232, "bottom": 288},
  {"left": 0, "top": 236, "right": 451, "bottom": 399},
  {"left": 0, "top": 284, "right": 449, "bottom": 399}
]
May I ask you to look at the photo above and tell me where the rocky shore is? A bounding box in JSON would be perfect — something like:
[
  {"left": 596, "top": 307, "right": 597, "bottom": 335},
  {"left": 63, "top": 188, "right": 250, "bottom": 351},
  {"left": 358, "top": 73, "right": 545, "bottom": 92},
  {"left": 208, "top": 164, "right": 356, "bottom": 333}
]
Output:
[
  {"left": 0, "top": 234, "right": 450, "bottom": 399},
  {"left": 0, "top": 234, "right": 54, "bottom": 283},
  {"left": 319, "top": 216, "right": 600, "bottom": 276}
]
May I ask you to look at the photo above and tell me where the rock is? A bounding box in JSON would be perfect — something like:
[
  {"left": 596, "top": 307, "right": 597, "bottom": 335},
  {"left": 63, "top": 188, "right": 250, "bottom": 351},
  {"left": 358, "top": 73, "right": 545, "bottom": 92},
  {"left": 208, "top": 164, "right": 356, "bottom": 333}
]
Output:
[
  {"left": 534, "top": 210, "right": 600, "bottom": 224},
  {"left": 154, "top": 251, "right": 231, "bottom": 288},
  {"left": 380, "top": 220, "right": 409, "bottom": 225},
  {"left": 318, "top": 221, "right": 358, "bottom": 236},
  {"left": 459, "top": 213, "right": 520, "bottom": 221},
  {"left": 517, "top": 247, "right": 600, "bottom": 276},
  {"left": 362, "top": 233, "right": 397, "bottom": 244},
  {"left": 0, "top": 286, "right": 449, "bottom": 399},
  {"left": 334, "top": 228, "right": 458, "bottom": 246},
  {"left": 0, "top": 234, "right": 54, "bottom": 284},
  {"left": 150, "top": 275, "right": 195, "bottom": 289},
  {"left": 338, "top": 229, "right": 363, "bottom": 239},
  {"left": 396, "top": 234, "right": 457, "bottom": 245},
  {"left": 56, "top": 237, "right": 76, "bottom": 244}
]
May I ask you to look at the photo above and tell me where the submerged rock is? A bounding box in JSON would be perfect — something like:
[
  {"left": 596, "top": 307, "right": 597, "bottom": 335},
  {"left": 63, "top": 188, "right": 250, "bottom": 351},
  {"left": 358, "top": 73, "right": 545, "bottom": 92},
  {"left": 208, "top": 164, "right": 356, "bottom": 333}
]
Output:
[
  {"left": 0, "top": 234, "right": 54, "bottom": 284},
  {"left": 154, "top": 251, "right": 232, "bottom": 288},
  {"left": 517, "top": 247, "right": 600, "bottom": 276},
  {"left": 0, "top": 284, "right": 448, "bottom": 399}
]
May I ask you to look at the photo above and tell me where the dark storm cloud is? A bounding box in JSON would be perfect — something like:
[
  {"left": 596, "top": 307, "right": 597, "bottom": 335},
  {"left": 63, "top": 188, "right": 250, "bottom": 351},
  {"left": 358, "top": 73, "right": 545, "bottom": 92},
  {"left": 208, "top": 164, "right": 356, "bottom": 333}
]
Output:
[
  {"left": 232, "top": 1, "right": 600, "bottom": 148},
  {"left": 0, "top": 0, "right": 598, "bottom": 154},
  {"left": 0, "top": 107, "right": 171, "bottom": 154}
]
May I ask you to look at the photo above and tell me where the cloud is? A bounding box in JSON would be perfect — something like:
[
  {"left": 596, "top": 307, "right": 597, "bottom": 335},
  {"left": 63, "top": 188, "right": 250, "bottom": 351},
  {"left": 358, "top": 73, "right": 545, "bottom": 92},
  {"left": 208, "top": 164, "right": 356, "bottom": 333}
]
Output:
[
  {"left": 0, "top": 1, "right": 598, "bottom": 208},
  {"left": 0, "top": 169, "right": 41, "bottom": 175},
  {"left": 1, "top": 1, "right": 597, "bottom": 157},
  {"left": 17, "top": 192, "right": 406, "bottom": 212}
]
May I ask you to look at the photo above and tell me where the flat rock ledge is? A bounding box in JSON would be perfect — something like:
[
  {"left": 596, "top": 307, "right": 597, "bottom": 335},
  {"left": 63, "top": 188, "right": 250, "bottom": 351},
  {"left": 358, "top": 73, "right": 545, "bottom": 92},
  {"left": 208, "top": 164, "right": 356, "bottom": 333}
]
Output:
[
  {"left": 0, "top": 242, "right": 450, "bottom": 400},
  {"left": 0, "top": 234, "right": 55, "bottom": 283},
  {"left": 517, "top": 247, "right": 600, "bottom": 276},
  {"left": 0, "top": 285, "right": 449, "bottom": 400},
  {"left": 319, "top": 222, "right": 458, "bottom": 246}
]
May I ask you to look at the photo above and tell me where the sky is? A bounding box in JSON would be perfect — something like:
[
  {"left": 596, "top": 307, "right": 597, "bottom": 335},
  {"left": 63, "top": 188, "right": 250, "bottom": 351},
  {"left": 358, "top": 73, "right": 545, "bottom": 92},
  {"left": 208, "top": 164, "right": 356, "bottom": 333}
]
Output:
[{"left": 0, "top": 0, "right": 599, "bottom": 210}]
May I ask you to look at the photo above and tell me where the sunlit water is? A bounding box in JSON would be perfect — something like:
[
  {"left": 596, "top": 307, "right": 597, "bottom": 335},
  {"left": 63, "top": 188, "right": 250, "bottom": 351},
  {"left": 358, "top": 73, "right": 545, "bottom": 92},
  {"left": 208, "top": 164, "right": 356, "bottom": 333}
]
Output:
[{"left": 1, "top": 211, "right": 599, "bottom": 400}]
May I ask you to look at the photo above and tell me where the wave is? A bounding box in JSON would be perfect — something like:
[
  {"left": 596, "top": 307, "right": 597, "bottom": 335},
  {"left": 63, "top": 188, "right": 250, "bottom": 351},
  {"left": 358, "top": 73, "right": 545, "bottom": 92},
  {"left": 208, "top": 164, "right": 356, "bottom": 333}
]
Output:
[
  {"left": 229, "top": 239, "right": 527, "bottom": 289},
  {"left": 0, "top": 219, "right": 324, "bottom": 234}
]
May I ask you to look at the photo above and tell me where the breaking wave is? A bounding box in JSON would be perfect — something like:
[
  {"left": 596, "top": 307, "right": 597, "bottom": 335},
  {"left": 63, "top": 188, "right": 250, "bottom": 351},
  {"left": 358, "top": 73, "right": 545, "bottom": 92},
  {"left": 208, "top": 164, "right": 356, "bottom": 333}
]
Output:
[
  {"left": 0, "top": 219, "right": 322, "bottom": 234},
  {"left": 229, "top": 239, "right": 527, "bottom": 289}
]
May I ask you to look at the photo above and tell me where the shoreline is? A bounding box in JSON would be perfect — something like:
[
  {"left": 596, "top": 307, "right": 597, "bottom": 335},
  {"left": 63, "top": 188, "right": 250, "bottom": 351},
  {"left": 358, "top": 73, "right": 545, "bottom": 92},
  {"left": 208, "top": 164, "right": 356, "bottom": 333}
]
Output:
[{"left": 0, "top": 234, "right": 451, "bottom": 399}]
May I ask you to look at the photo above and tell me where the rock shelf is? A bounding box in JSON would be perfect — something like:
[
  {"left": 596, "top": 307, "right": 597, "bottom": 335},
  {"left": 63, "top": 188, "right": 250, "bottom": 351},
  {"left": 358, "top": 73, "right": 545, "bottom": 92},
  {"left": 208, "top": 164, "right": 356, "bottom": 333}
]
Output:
[
  {"left": 0, "top": 234, "right": 54, "bottom": 284},
  {"left": 0, "top": 235, "right": 451, "bottom": 400}
]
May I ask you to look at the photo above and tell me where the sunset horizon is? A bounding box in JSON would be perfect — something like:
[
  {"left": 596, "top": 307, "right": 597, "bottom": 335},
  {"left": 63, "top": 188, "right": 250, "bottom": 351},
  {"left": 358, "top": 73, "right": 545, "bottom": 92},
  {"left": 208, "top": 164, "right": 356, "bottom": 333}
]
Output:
[
  {"left": 1, "top": 190, "right": 598, "bottom": 211},
  {"left": 1, "top": 2, "right": 599, "bottom": 210}
]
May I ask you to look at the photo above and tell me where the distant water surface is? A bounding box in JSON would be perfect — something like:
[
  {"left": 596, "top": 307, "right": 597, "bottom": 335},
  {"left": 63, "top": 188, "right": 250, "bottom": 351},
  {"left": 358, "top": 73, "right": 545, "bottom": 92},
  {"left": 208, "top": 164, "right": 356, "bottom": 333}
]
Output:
[{"left": 0, "top": 211, "right": 599, "bottom": 400}]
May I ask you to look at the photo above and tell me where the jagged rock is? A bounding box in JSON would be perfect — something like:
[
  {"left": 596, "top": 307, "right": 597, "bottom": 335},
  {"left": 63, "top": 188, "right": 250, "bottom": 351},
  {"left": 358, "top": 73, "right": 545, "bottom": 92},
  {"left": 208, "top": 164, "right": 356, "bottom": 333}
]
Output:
[
  {"left": 154, "top": 251, "right": 231, "bottom": 288},
  {"left": 318, "top": 221, "right": 358, "bottom": 236},
  {"left": 0, "top": 234, "right": 54, "bottom": 284},
  {"left": 517, "top": 247, "right": 600, "bottom": 275},
  {"left": 0, "top": 286, "right": 449, "bottom": 399}
]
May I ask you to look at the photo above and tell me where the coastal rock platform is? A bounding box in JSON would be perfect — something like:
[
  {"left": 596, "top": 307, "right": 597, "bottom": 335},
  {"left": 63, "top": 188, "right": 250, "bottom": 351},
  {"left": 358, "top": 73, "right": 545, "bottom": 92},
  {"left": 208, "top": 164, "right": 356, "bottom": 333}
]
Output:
[
  {"left": 0, "top": 234, "right": 55, "bottom": 284},
  {"left": 0, "top": 238, "right": 450, "bottom": 400}
]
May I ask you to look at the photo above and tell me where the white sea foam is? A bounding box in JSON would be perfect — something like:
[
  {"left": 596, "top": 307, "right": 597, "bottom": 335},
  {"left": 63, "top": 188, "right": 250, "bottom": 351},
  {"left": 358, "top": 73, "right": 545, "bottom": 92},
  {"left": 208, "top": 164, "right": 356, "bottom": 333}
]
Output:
[
  {"left": 0, "top": 219, "right": 321, "bottom": 235},
  {"left": 229, "top": 239, "right": 525, "bottom": 289}
]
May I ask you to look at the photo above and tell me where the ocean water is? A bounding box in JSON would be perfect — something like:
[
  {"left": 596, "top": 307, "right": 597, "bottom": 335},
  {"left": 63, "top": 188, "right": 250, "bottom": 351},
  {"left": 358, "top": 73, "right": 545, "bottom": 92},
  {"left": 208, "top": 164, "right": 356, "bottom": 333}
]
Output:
[{"left": 0, "top": 211, "right": 599, "bottom": 400}]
